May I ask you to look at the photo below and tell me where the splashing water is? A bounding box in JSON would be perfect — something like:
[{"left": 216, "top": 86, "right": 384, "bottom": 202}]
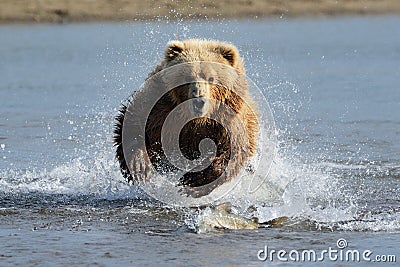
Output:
[{"left": 1, "top": 19, "right": 399, "bottom": 236}]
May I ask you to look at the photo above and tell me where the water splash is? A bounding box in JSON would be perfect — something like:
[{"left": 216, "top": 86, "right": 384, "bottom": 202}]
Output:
[{"left": 1, "top": 20, "right": 398, "bottom": 233}]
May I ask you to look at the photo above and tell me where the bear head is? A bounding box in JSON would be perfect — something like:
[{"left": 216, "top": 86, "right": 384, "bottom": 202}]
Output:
[{"left": 159, "top": 39, "right": 247, "bottom": 118}]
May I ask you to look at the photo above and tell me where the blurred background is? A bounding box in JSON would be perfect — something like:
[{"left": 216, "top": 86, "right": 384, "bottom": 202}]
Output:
[{"left": 1, "top": 0, "right": 400, "bottom": 23}]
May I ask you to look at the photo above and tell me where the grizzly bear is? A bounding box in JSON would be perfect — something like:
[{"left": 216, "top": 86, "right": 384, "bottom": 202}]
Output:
[{"left": 114, "top": 39, "right": 259, "bottom": 198}]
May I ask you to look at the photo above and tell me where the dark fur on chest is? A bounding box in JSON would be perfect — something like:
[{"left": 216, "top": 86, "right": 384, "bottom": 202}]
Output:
[{"left": 114, "top": 92, "right": 232, "bottom": 189}]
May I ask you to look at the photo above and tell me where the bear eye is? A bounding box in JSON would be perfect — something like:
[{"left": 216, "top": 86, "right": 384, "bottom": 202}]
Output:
[{"left": 208, "top": 77, "right": 214, "bottom": 83}]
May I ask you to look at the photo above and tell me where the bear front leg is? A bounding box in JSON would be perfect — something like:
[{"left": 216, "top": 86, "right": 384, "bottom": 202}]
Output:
[
  {"left": 178, "top": 153, "right": 230, "bottom": 197},
  {"left": 128, "top": 146, "right": 152, "bottom": 185}
]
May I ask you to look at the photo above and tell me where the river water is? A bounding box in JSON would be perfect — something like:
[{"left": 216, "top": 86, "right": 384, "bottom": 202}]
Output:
[{"left": 0, "top": 16, "right": 399, "bottom": 266}]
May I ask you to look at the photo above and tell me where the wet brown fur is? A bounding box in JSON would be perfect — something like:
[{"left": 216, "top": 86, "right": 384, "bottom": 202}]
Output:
[{"left": 114, "top": 39, "right": 259, "bottom": 196}]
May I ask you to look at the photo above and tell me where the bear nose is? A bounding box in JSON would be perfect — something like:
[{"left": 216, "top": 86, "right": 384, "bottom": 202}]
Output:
[
  {"left": 191, "top": 82, "right": 206, "bottom": 97},
  {"left": 193, "top": 98, "right": 205, "bottom": 110}
]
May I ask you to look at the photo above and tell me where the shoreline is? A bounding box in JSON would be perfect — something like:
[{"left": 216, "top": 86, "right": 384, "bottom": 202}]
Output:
[{"left": 1, "top": 0, "right": 400, "bottom": 24}]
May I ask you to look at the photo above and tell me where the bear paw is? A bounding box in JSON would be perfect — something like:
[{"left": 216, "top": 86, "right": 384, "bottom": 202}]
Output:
[{"left": 129, "top": 147, "right": 151, "bottom": 185}]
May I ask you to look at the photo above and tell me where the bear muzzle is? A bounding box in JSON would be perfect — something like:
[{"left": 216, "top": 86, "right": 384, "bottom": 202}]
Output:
[
  {"left": 189, "top": 82, "right": 209, "bottom": 97},
  {"left": 189, "top": 82, "right": 210, "bottom": 117}
]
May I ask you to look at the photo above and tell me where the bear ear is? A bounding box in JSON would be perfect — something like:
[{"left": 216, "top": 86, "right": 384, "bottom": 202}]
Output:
[
  {"left": 165, "top": 41, "right": 185, "bottom": 60},
  {"left": 219, "top": 44, "right": 239, "bottom": 67}
]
